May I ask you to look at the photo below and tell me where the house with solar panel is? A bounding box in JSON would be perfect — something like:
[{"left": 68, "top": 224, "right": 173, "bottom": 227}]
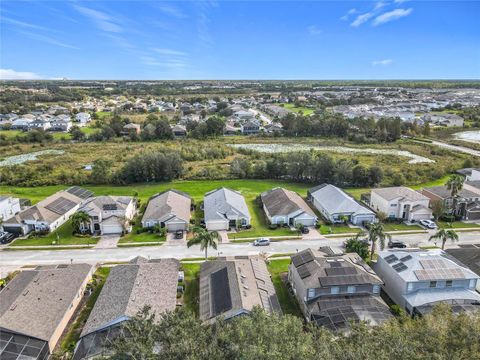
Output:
[
  {"left": 199, "top": 256, "right": 281, "bottom": 323},
  {"left": 0, "top": 263, "right": 93, "bottom": 360},
  {"left": 77, "top": 196, "right": 136, "bottom": 235},
  {"left": 375, "top": 249, "right": 480, "bottom": 316},
  {"left": 1, "top": 186, "right": 93, "bottom": 235},
  {"left": 288, "top": 247, "right": 392, "bottom": 332},
  {"left": 73, "top": 257, "right": 180, "bottom": 360}
]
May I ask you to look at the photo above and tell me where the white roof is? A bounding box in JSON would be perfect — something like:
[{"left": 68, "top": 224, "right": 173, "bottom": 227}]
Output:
[
  {"left": 310, "top": 184, "right": 375, "bottom": 216},
  {"left": 204, "top": 188, "right": 250, "bottom": 222}
]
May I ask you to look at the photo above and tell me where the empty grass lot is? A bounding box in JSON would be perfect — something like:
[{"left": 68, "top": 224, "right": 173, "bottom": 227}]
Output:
[
  {"left": 11, "top": 221, "right": 99, "bottom": 247},
  {"left": 267, "top": 259, "right": 303, "bottom": 317},
  {"left": 281, "top": 103, "right": 315, "bottom": 116}
]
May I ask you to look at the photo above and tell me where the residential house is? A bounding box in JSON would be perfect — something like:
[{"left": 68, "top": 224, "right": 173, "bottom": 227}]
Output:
[
  {"left": 49, "top": 117, "right": 72, "bottom": 132},
  {"left": 289, "top": 248, "right": 392, "bottom": 331},
  {"left": 10, "top": 117, "right": 33, "bottom": 130},
  {"left": 141, "top": 190, "right": 191, "bottom": 232},
  {"left": 421, "top": 186, "right": 480, "bottom": 220},
  {"left": 457, "top": 168, "right": 480, "bottom": 181},
  {"left": 224, "top": 124, "right": 240, "bottom": 135},
  {"left": 308, "top": 184, "right": 376, "bottom": 225},
  {"left": 0, "top": 264, "right": 94, "bottom": 359},
  {"left": 1, "top": 186, "right": 93, "bottom": 235},
  {"left": 73, "top": 257, "right": 180, "bottom": 360},
  {"left": 171, "top": 124, "right": 187, "bottom": 137},
  {"left": 240, "top": 120, "right": 260, "bottom": 135},
  {"left": 374, "top": 249, "right": 480, "bottom": 316},
  {"left": 423, "top": 113, "right": 464, "bottom": 127},
  {"left": 370, "top": 187, "right": 433, "bottom": 222},
  {"left": 446, "top": 245, "right": 480, "bottom": 292},
  {"left": 75, "top": 112, "right": 91, "bottom": 126},
  {"left": 261, "top": 187, "right": 317, "bottom": 227},
  {"left": 199, "top": 256, "right": 281, "bottom": 323},
  {"left": 203, "top": 188, "right": 251, "bottom": 231},
  {"left": 0, "top": 196, "right": 21, "bottom": 222},
  {"left": 122, "top": 123, "right": 141, "bottom": 135},
  {"left": 28, "top": 119, "right": 51, "bottom": 131},
  {"left": 78, "top": 196, "right": 136, "bottom": 235}
]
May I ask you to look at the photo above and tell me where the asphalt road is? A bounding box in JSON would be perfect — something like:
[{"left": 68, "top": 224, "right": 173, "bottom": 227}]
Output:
[{"left": 2, "top": 231, "right": 479, "bottom": 267}]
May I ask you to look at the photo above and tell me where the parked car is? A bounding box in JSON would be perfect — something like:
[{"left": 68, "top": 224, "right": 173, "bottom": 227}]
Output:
[
  {"left": 388, "top": 241, "right": 407, "bottom": 249},
  {"left": 419, "top": 219, "right": 437, "bottom": 229},
  {"left": 174, "top": 230, "right": 184, "bottom": 239},
  {"left": 0, "top": 232, "right": 16, "bottom": 244},
  {"left": 301, "top": 226, "right": 309, "bottom": 234},
  {"left": 253, "top": 237, "right": 271, "bottom": 246}
]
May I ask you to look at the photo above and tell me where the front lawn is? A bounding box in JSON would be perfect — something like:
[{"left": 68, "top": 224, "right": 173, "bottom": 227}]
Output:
[
  {"left": 437, "top": 221, "right": 480, "bottom": 229},
  {"left": 319, "top": 224, "right": 361, "bottom": 235},
  {"left": 281, "top": 103, "right": 315, "bottom": 116},
  {"left": 182, "top": 263, "right": 201, "bottom": 317},
  {"left": 119, "top": 230, "right": 166, "bottom": 243},
  {"left": 11, "top": 221, "right": 99, "bottom": 247},
  {"left": 382, "top": 223, "right": 423, "bottom": 231},
  {"left": 267, "top": 259, "right": 303, "bottom": 317}
]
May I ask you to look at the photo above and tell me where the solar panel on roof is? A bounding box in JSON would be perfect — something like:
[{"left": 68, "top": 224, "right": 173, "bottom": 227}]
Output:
[
  {"left": 330, "top": 262, "right": 342, "bottom": 267},
  {"left": 45, "top": 197, "right": 77, "bottom": 215},
  {"left": 384, "top": 254, "right": 398, "bottom": 264},
  {"left": 297, "top": 264, "right": 311, "bottom": 279},
  {"left": 292, "top": 251, "right": 315, "bottom": 268},
  {"left": 400, "top": 255, "right": 412, "bottom": 262},
  {"left": 103, "top": 204, "right": 118, "bottom": 211},
  {"left": 210, "top": 268, "right": 232, "bottom": 316},
  {"left": 66, "top": 186, "right": 94, "bottom": 199},
  {"left": 325, "top": 267, "right": 358, "bottom": 276},
  {"left": 392, "top": 263, "right": 408, "bottom": 272}
]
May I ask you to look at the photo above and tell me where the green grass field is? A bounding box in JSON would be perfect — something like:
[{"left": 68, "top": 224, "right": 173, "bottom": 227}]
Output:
[
  {"left": 281, "top": 103, "right": 315, "bottom": 116},
  {"left": 11, "top": 221, "right": 99, "bottom": 247},
  {"left": 119, "top": 230, "right": 166, "bottom": 243},
  {"left": 267, "top": 259, "right": 302, "bottom": 317},
  {"left": 319, "top": 224, "right": 361, "bottom": 235},
  {"left": 182, "top": 263, "right": 201, "bottom": 317},
  {"left": 437, "top": 221, "right": 480, "bottom": 229},
  {"left": 382, "top": 223, "right": 423, "bottom": 231}
]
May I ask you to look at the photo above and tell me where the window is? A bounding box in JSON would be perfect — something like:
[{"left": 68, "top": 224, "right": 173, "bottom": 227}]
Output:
[
  {"left": 330, "top": 286, "right": 340, "bottom": 294},
  {"left": 429, "top": 281, "right": 437, "bottom": 288},
  {"left": 373, "top": 285, "right": 380, "bottom": 294},
  {"left": 407, "top": 283, "right": 413, "bottom": 291},
  {"left": 446, "top": 280, "right": 453, "bottom": 288},
  {"left": 347, "top": 286, "right": 356, "bottom": 294},
  {"left": 469, "top": 279, "right": 477, "bottom": 289},
  {"left": 307, "top": 288, "right": 315, "bottom": 299},
  {"left": 390, "top": 204, "right": 397, "bottom": 207}
]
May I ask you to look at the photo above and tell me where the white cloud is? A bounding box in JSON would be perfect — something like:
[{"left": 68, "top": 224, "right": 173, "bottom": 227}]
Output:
[
  {"left": 153, "top": 48, "right": 187, "bottom": 56},
  {"left": 340, "top": 8, "right": 357, "bottom": 21},
  {"left": 18, "top": 30, "right": 79, "bottom": 49},
  {"left": 394, "top": 0, "right": 409, "bottom": 3},
  {"left": 156, "top": 3, "right": 186, "bottom": 18},
  {"left": 373, "top": 8, "right": 413, "bottom": 26},
  {"left": 372, "top": 59, "right": 393, "bottom": 66},
  {"left": 307, "top": 25, "right": 322, "bottom": 35},
  {"left": 351, "top": 12, "right": 374, "bottom": 27},
  {"left": 374, "top": 1, "right": 387, "bottom": 10},
  {"left": 2, "top": 17, "right": 48, "bottom": 31},
  {"left": 0, "top": 69, "right": 43, "bottom": 80},
  {"left": 73, "top": 5, "right": 122, "bottom": 33}
]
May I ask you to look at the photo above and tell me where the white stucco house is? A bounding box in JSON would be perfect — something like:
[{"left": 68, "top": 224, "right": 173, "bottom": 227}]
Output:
[
  {"left": 141, "top": 190, "right": 191, "bottom": 232},
  {"left": 203, "top": 188, "right": 251, "bottom": 231},
  {"left": 75, "top": 112, "right": 91, "bottom": 126},
  {"left": 0, "top": 196, "right": 21, "bottom": 223},
  {"left": 370, "top": 187, "right": 433, "bottom": 222}
]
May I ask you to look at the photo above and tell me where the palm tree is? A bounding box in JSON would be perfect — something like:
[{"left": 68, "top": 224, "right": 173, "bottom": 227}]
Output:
[
  {"left": 429, "top": 228, "right": 459, "bottom": 250},
  {"left": 446, "top": 175, "right": 464, "bottom": 217},
  {"left": 365, "top": 222, "right": 391, "bottom": 261},
  {"left": 187, "top": 226, "right": 219, "bottom": 260},
  {"left": 70, "top": 211, "right": 90, "bottom": 234}
]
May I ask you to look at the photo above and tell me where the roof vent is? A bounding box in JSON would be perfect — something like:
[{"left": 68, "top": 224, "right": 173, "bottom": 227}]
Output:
[
  {"left": 243, "top": 285, "right": 249, "bottom": 290},
  {"left": 10, "top": 304, "right": 17, "bottom": 311}
]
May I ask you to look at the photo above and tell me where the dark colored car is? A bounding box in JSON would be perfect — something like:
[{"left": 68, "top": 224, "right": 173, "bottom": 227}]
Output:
[
  {"left": 0, "top": 232, "right": 16, "bottom": 244},
  {"left": 174, "top": 230, "right": 184, "bottom": 239},
  {"left": 388, "top": 241, "right": 407, "bottom": 249},
  {"left": 301, "top": 227, "right": 310, "bottom": 234}
]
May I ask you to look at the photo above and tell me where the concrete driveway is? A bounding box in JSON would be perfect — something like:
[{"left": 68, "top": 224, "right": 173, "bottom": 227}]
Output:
[
  {"left": 166, "top": 231, "right": 186, "bottom": 246},
  {"left": 302, "top": 227, "right": 324, "bottom": 240},
  {"left": 95, "top": 234, "right": 120, "bottom": 249}
]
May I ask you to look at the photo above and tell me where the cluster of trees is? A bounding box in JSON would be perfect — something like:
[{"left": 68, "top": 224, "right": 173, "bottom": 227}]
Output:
[
  {"left": 102, "top": 306, "right": 480, "bottom": 360},
  {"left": 230, "top": 152, "right": 383, "bottom": 187},
  {"left": 0, "top": 129, "right": 54, "bottom": 146}
]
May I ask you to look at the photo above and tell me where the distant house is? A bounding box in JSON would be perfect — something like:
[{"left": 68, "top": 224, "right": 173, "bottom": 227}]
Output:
[
  {"left": 0, "top": 264, "right": 94, "bottom": 358},
  {"left": 28, "top": 119, "right": 51, "bottom": 131},
  {"left": 264, "top": 123, "right": 284, "bottom": 133},
  {"left": 240, "top": 120, "right": 260, "bottom": 135},
  {"left": 75, "top": 112, "right": 91, "bottom": 126},
  {"left": 2, "top": 186, "right": 93, "bottom": 235},
  {"left": 224, "top": 124, "right": 240, "bottom": 135},
  {"left": 446, "top": 245, "right": 480, "bottom": 292},
  {"left": 421, "top": 186, "right": 480, "bottom": 220},
  {"left": 423, "top": 113, "right": 464, "bottom": 127},
  {"left": 308, "top": 184, "right": 376, "bottom": 225},
  {"left": 289, "top": 248, "right": 392, "bottom": 331},
  {"left": 374, "top": 249, "right": 480, "bottom": 316},
  {"left": 73, "top": 257, "right": 179, "bottom": 360},
  {"left": 141, "top": 190, "right": 191, "bottom": 232},
  {"left": 171, "top": 124, "right": 187, "bottom": 137},
  {"left": 77, "top": 196, "right": 136, "bottom": 235},
  {"left": 370, "top": 187, "right": 433, "bottom": 222},
  {"left": 457, "top": 168, "right": 480, "bottom": 182},
  {"left": 204, "top": 188, "right": 251, "bottom": 231},
  {"left": 199, "top": 256, "right": 281, "bottom": 323},
  {"left": 261, "top": 187, "right": 317, "bottom": 227},
  {"left": 49, "top": 118, "right": 72, "bottom": 132},
  {"left": 233, "top": 110, "right": 254, "bottom": 121},
  {"left": 10, "top": 118, "right": 33, "bottom": 130},
  {"left": 0, "top": 196, "right": 21, "bottom": 222},
  {"left": 122, "top": 123, "right": 141, "bottom": 135}
]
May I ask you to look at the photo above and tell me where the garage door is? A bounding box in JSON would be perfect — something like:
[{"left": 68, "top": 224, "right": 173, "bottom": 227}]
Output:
[
  {"left": 102, "top": 224, "right": 123, "bottom": 234},
  {"left": 167, "top": 222, "right": 187, "bottom": 232},
  {"left": 353, "top": 215, "right": 375, "bottom": 225},
  {"left": 206, "top": 221, "right": 228, "bottom": 231},
  {"left": 294, "top": 218, "right": 316, "bottom": 227}
]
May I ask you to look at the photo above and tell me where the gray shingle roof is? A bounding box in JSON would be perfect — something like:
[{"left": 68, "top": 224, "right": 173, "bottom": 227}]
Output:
[
  {"left": 204, "top": 188, "right": 250, "bottom": 222},
  {"left": 371, "top": 186, "right": 429, "bottom": 202},
  {"left": 261, "top": 187, "right": 315, "bottom": 217},
  {"left": 0, "top": 264, "right": 93, "bottom": 342},
  {"left": 81, "top": 257, "right": 179, "bottom": 337},
  {"left": 309, "top": 184, "right": 374, "bottom": 216},
  {"left": 142, "top": 190, "right": 191, "bottom": 224},
  {"left": 422, "top": 186, "right": 478, "bottom": 200}
]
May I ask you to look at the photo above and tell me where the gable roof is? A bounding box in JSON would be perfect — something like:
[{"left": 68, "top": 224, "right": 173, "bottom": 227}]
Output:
[
  {"left": 0, "top": 264, "right": 92, "bottom": 342},
  {"left": 204, "top": 188, "right": 250, "bottom": 222},
  {"left": 81, "top": 258, "right": 179, "bottom": 337},
  {"left": 309, "top": 184, "right": 374, "bottom": 216},
  {"left": 261, "top": 187, "right": 315, "bottom": 217},
  {"left": 445, "top": 245, "right": 480, "bottom": 276},
  {"left": 78, "top": 196, "right": 133, "bottom": 216},
  {"left": 142, "top": 190, "right": 191, "bottom": 223},
  {"left": 371, "top": 186, "right": 429, "bottom": 202},
  {"left": 422, "top": 186, "right": 479, "bottom": 200},
  {"left": 199, "top": 256, "right": 281, "bottom": 322}
]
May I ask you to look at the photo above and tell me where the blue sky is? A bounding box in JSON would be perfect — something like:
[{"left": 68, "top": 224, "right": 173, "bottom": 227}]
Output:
[{"left": 1, "top": 1, "right": 479, "bottom": 80}]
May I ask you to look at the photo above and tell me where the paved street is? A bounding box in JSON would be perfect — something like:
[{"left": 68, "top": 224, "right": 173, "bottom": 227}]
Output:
[{"left": 1, "top": 231, "right": 479, "bottom": 267}]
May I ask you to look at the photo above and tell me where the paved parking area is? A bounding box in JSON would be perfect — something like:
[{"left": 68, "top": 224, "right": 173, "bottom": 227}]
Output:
[
  {"left": 166, "top": 231, "right": 187, "bottom": 246},
  {"left": 217, "top": 230, "right": 229, "bottom": 243},
  {"left": 302, "top": 227, "right": 324, "bottom": 240}
]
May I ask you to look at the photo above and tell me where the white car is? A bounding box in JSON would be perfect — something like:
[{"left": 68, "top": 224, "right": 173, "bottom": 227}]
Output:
[
  {"left": 253, "top": 237, "right": 271, "bottom": 246},
  {"left": 420, "top": 219, "right": 437, "bottom": 229}
]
